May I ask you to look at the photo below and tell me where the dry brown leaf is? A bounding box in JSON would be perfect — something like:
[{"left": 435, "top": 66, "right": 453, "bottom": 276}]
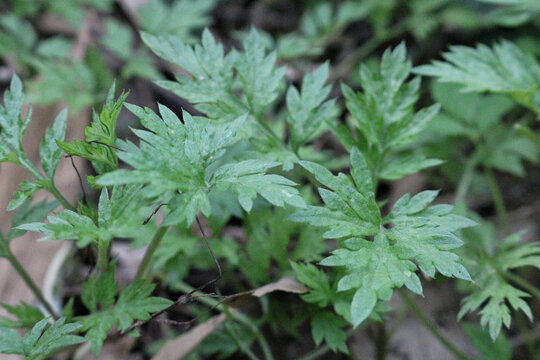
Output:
[
  {"left": 151, "top": 278, "right": 307, "bottom": 360},
  {"left": 152, "top": 313, "right": 228, "bottom": 360},
  {"left": 223, "top": 277, "right": 308, "bottom": 308}
]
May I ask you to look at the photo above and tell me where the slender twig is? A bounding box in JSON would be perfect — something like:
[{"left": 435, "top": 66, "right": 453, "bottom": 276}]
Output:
[
  {"left": 195, "top": 215, "right": 222, "bottom": 290},
  {"left": 66, "top": 154, "right": 87, "bottom": 204},
  {"left": 398, "top": 289, "right": 470, "bottom": 360},
  {"left": 5, "top": 249, "right": 59, "bottom": 319},
  {"left": 143, "top": 203, "right": 168, "bottom": 225},
  {"left": 173, "top": 281, "right": 275, "bottom": 360}
]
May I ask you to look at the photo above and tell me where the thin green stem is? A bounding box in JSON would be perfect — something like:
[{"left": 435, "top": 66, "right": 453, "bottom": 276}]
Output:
[
  {"left": 483, "top": 166, "right": 509, "bottom": 233},
  {"left": 175, "top": 280, "right": 274, "bottom": 360},
  {"left": 454, "top": 152, "right": 480, "bottom": 204},
  {"left": 48, "top": 182, "right": 75, "bottom": 212},
  {"left": 135, "top": 226, "right": 168, "bottom": 281},
  {"left": 224, "top": 319, "right": 262, "bottom": 360},
  {"left": 96, "top": 240, "right": 110, "bottom": 275},
  {"left": 399, "top": 289, "right": 470, "bottom": 360},
  {"left": 5, "top": 249, "right": 59, "bottom": 319},
  {"left": 502, "top": 271, "right": 540, "bottom": 299}
]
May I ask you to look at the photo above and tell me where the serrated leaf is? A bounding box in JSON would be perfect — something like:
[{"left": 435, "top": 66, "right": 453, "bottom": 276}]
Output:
[
  {"left": 291, "top": 262, "right": 333, "bottom": 307},
  {"left": 286, "top": 62, "right": 339, "bottom": 148},
  {"left": 414, "top": 41, "right": 540, "bottom": 114},
  {"left": 0, "top": 327, "right": 24, "bottom": 354},
  {"left": 212, "top": 160, "right": 305, "bottom": 211},
  {"left": 40, "top": 109, "right": 67, "bottom": 178},
  {"left": 81, "top": 262, "right": 118, "bottom": 313},
  {"left": 18, "top": 185, "right": 144, "bottom": 247},
  {"left": 234, "top": 28, "right": 286, "bottom": 117},
  {"left": 137, "top": 0, "right": 217, "bottom": 42},
  {"left": 289, "top": 152, "right": 380, "bottom": 238},
  {"left": 0, "top": 303, "right": 44, "bottom": 328},
  {"left": 311, "top": 311, "right": 349, "bottom": 354},
  {"left": 321, "top": 233, "right": 422, "bottom": 326},
  {"left": 342, "top": 44, "right": 442, "bottom": 180},
  {"left": 57, "top": 83, "right": 127, "bottom": 174},
  {"left": 0, "top": 74, "right": 30, "bottom": 163},
  {"left": 0, "top": 317, "right": 85, "bottom": 358},
  {"left": 459, "top": 225, "right": 540, "bottom": 340},
  {"left": 79, "top": 281, "right": 172, "bottom": 356}
]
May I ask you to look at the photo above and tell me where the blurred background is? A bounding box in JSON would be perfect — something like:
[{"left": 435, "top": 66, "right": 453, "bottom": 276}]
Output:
[{"left": 0, "top": 0, "right": 539, "bottom": 359}]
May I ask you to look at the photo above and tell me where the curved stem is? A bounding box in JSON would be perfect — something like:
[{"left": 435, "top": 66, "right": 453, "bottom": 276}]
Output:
[
  {"left": 454, "top": 152, "right": 480, "bottom": 204},
  {"left": 483, "top": 166, "right": 509, "bottom": 233},
  {"left": 174, "top": 280, "right": 274, "bottom": 360},
  {"left": 48, "top": 182, "right": 75, "bottom": 212},
  {"left": 135, "top": 226, "right": 168, "bottom": 281},
  {"left": 399, "top": 289, "right": 470, "bottom": 360},
  {"left": 502, "top": 271, "right": 540, "bottom": 300},
  {"left": 96, "top": 240, "right": 110, "bottom": 276},
  {"left": 5, "top": 249, "right": 59, "bottom": 319}
]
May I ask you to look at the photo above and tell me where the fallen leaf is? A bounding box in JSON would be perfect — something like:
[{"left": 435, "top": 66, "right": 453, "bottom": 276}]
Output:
[
  {"left": 152, "top": 313, "right": 228, "bottom": 360},
  {"left": 223, "top": 277, "right": 308, "bottom": 308}
]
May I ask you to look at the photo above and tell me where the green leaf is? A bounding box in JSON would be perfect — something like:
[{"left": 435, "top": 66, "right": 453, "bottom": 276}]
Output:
[
  {"left": 0, "top": 74, "right": 30, "bottom": 163},
  {"left": 310, "top": 311, "right": 349, "bottom": 354},
  {"left": 0, "top": 327, "right": 23, "bottom": 354},
  {"left": 384, "top": 191, "right": 475, "bottom": 280},
  {"left": 289, "top": 152, "right": 380, "bottom": 239},
  {"left": 291, "top": 262, "right": 333, "bottom": 307},
  {"left": 292, "top": 152, "right": 474, "bottom": 326},
  {"left": 322, "top": 233, "right": 422, "bottom": 326},
  {"left": 414, "top": 41, "right": 540, "bottom": 114},
  {"left": 143, "top": 29, "right": 242, "bottom": 121},
  {"left": 58, "top": 82, "right": 127, "bottom": 174},
  {"left": 0, "top": 317, "right": 85, "bottom": 358},
  {"left": 40, "top": 109, "right": 67, "bottom": 178},
  {"left": 23, "top": 317, "right": 85, "bottom": 359},
  {"left": 234, "top": 28, "right": 286, "bottom": 117},
  {"left": 286, "top": 62, "right": 339, "bottom": 148},
  {"left": 81, "top": 262, "right": 118, "bottom": 313},
  {"left": 17, "top": 185, "right": 144, "bottom": 247},
  {"left": 341, "top": 44, "right": 441, "bottom": 179},
  {"left": 463, "top": 322, "right": 512, "bottom": 360},
  {"left": 459, "top": 225, "right": 540, "bottom": 340},
  {"left": 211, "top": 160, "right": 305, "bottom": 212},
  {"left": 97, "top": 105, "right": 303, "bottom": 225},
  {"left": 137, "top": 0, "right": 218, "bottom": 42},
  {"left": 7, "top": 181, "right": 45, "bottom": 212},
  {"left": 0, "top": 303, "right": 45, "bottom": 328},
  {"left": 8, "top": 199, "right": 59, "bottom": 240},
  {"left": 79, "top": 281, "right": 172, "bottom": 357}
]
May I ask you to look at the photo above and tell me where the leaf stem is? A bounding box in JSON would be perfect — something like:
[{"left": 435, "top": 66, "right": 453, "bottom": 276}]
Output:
[
  {"left": 135, "top": 226, "right": 169, "bottom": 281},
  {"left": 48, "top": 182, "right": 75, "bottom": 211},
  {"left": 483, "top": 166, "right": 509, "bottom": 233},
  {"left": 224, "top": 319, "right": 262, "bottom": 360},
  {"left": 502, "top": 271, "right": 540, "bottom": 300},
  {"left": 454, "top": 152, "right": 480, "bottom": 204},
  {"left": 174, "top": 280, "right": 275, "bottom": 360},
  {"left": 96, "top": 240, "right": 110, "bottom": 276},
  {"left": 398, "top": 289, "right": 470, "bottom": 360},
  {"left": 5, "top": 248, "right": 59, "bottom": 319}
]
